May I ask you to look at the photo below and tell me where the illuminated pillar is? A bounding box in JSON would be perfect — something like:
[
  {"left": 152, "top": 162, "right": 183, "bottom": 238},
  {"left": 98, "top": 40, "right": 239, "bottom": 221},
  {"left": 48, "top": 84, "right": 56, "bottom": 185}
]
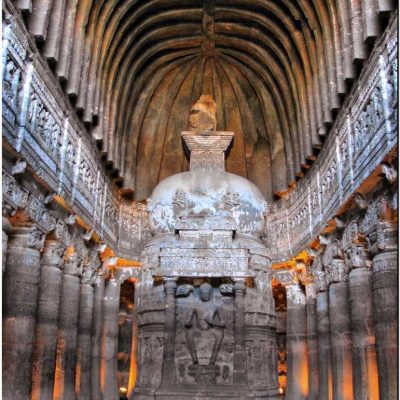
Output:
[
  {"left": 326, "top": 259, "right": 354, "bottom": 400},
  {"left": 369, "top": 221, "right": 398, "bottom": 400},
  {"left": 127, "top": 303, "right": 138, "bottom": 397},
  {"left": 284, "top": 279, "right": 308, "bottom": 400},
  {"left": 304, "top": 279, "right": 318, "bottom": 400},
  {"left": 31, "top": 239, "right": 66, "bottom": 400},
  {"left": 315, "top": 270, "right": 332, "bottom": 400},
  {"left": 91, "top": 273, "right": 105, "bottom": 400},
  {"left": 76, "top": 269, "right": 95, "bottom": 400},
  {"left": 53, "top": 251, "right": 82, "bottom": 400},
  {"left": 102, "top": 277, "right": 121, "bottom": 400},
  {"left": 2, "top": 207, "right": 12, "bottom": 275},
  {"left": 3, "top": 224, "right": 44, "bottom": 399},
  {"left": 347, "top": 243, "right": 379, "bottom": 400}
]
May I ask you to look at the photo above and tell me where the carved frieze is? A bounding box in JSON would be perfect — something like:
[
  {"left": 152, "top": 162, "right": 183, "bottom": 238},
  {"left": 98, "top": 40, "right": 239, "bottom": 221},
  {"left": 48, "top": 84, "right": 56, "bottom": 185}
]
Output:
[
  {"left": 156, "top": 248, "right": 251, "bottom": 278},
  {"left": 222, "top": 191, "right": 240, "bottom": 209},
  {"left": 172, "top": 189, "right": 194, "bottom": 209}
]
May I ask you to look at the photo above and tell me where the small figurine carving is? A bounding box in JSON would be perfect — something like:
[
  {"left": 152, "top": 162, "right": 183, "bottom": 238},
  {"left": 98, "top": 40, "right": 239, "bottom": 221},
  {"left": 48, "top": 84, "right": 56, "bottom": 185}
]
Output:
[{"left": 184, "top": 282, "right": 226, "bottom": 367}]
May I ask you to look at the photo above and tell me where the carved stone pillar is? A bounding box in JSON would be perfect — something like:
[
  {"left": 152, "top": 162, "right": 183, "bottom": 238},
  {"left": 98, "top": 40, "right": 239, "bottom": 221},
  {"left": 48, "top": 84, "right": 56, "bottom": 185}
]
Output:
[
  {"left": 233, "top": 278, "right": 247, "bottom": 384},
  {"left": 76, "top": 264, "right": 96, "bottom": 400},
  {"left": 102, "top": 277, "right": 122, "bottom": 400},
  {"left": 304, "top": 278, "right": 318, "bottom": 400},
  {"left": 347, "top": 243, "right": 379, "bottom": 400},
  {"left": 91, "top": 273, "right": 106, "bottom": 400},
  {"left": 326, "top": 259, "right": 353, "bottom": 400},
  {"left": 284, "top": 278, "right": 308, "bottom": 400},
  {"left": 2, "top": 224, "right": 45, "bottom": 399},
  {"left": 161, "top": 277, "right": 178, "bottom": 386},
  {"left": 127, "top": 302, "right": 139, "bottom": 397},
  {"left": 369, "top": 221, "right": 398, "bottom": 400},
  {"left": 314, "top": 270, "right": 333, "bottom": 400},
  {"left": 53, "top": 250, "right": 83, "bottom": 400},
  {"left": 2, "top": 206, "right": 12, "bottom": 275},
  {"left": 31, "top": 239, "right": 66, "bottom": 400}
]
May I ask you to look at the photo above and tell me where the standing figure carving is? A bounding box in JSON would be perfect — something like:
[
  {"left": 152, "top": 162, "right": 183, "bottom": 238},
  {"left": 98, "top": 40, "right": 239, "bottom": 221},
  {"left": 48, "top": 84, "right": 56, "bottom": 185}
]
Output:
[{"left": 185, "top": 283, "right": 226, "bottom": 367}]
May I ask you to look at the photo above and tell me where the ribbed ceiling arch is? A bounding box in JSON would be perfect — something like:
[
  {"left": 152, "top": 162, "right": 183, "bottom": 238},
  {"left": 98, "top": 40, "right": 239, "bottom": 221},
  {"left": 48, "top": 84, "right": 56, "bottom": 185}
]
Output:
[{"left": 19, "top": 0, "right": 396, "bottom": 200}]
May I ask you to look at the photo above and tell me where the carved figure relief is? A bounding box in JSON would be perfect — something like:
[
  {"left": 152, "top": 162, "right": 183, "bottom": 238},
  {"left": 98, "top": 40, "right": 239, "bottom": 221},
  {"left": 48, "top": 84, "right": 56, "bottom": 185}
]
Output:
[
  {"left": 3, "top": 55, "right": 20, "bottom": 108},
  {"left": 184, "top": 283, "right": 226, "bottom": 368},
  {"left": 174, "top": 281, "right": 235, "bottom": 386}
]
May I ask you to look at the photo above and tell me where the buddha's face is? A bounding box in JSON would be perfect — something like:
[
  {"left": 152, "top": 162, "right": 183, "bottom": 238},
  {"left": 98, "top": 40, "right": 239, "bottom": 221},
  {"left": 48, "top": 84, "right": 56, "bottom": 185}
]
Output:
[{"left": 199, "top": 283, "right": 212, "bottom": 302}]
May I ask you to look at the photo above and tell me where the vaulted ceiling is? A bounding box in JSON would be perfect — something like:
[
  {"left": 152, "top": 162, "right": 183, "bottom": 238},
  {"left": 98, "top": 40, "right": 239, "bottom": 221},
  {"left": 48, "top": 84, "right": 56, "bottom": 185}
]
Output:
[{"left": 18, "top": 0, "right": 395, "bottom": 200}]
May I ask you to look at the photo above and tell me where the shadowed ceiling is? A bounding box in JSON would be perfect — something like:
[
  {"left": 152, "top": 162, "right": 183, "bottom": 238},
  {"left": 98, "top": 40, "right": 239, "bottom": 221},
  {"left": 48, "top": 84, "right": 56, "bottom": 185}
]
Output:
[{"left": 17, "top": 0, "right": 395, "bottom": 200}]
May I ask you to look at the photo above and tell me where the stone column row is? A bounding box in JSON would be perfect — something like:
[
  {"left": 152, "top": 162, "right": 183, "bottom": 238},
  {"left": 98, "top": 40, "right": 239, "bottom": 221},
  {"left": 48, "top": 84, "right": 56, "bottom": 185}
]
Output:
[
  {"left": 1, "top": 213, "right": 112, "bottom": 400},
  {"left": 281, "top": 214, "right": 397, "bottom": 400}
]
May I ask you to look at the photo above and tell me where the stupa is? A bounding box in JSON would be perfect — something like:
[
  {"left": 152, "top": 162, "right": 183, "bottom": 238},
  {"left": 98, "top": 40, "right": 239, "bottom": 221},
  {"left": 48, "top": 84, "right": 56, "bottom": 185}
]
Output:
[{"left": 134, "top": 95, "right": 280, "bottom": 399}]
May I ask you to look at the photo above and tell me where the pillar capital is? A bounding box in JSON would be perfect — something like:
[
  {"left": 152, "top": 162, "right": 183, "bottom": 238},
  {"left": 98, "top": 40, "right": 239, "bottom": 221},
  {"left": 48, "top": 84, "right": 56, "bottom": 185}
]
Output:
[
  {"left": 54, "top": 219, "right": 71, "bottom": 247},
  {"left": 326, "top": 259, "right": 348, "bottom": 284},
  {"left": 314, "top": 270, "right": 329, "bottom": 292},
  {"left": 63, "top": 249, "right": 83, "bottom": 277},
  {"left": 9, "top": 223, "right": 46, "bottom": 250},
  {"left": 346, "top": 242, "right": 372, "bottom": 269},
  {"left": 163, "top": 277, "right": 178, "bottom": 294},
  {"left": 341, "top": 219, "right": 360, "bottom": 251},
  {"left": 322, "top": 239, "right": 344, "bottom": 269},
  {"left": 41, "top": 239, "right": 66, "bottom": 267},
  {"left": 2, "top": 203, "right": 14, "bottom": 233},
  {"left": 81, "top": 248, "right": 101, "bottom": 284},
  {"left": 285, "top": 282, "right": 306, "bottom": 305},
  {"left": 233, "top": 278, "right": 246, "bottom": 293},
  {"left": 368, "top": 220, "right": 397, "bottom": 255}
]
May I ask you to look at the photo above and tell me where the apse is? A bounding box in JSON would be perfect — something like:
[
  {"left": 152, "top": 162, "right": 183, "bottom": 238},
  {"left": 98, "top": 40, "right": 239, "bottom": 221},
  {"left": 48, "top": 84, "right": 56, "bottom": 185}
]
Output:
[{"left": 21, "top": 0, "right": 393, "bottom": 200}]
